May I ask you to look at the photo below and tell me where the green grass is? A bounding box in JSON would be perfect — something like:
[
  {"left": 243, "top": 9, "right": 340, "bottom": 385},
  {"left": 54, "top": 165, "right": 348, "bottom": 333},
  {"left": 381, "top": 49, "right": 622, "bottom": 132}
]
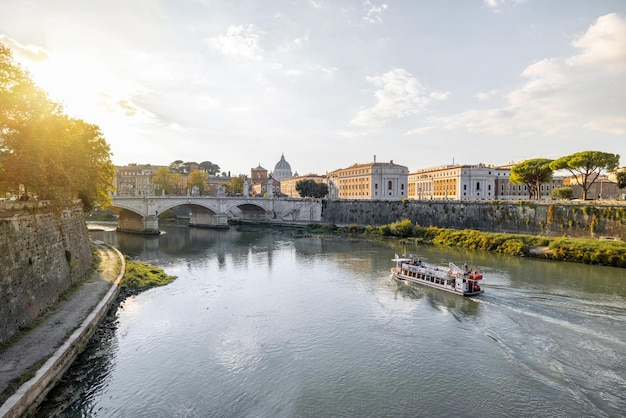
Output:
[
  {"left": 121, "top": 261, "right": 177, "bottom": 291},
  {"left": 337, "top": 219, "right": 626, "bottom": 268}
]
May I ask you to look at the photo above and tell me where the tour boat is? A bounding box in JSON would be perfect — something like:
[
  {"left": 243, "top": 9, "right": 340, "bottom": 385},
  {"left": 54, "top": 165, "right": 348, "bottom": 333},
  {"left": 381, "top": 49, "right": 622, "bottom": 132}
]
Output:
[{"left": 391, "top": 255, "right": 484, "bottom": 296}]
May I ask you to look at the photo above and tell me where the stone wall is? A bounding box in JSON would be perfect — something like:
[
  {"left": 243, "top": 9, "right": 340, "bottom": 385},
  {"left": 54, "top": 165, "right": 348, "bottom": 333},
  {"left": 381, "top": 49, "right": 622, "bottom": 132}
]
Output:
[
  {"left": 0, "top": 202, "right": 93, "bottom": 344},
  {"left": 321, "top": 200, "right": 626, "bottom": 240}
]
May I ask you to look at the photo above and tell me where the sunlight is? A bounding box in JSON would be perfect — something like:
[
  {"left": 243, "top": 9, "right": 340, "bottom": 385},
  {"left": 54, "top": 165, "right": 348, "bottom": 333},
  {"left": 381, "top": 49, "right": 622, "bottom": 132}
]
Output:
[
  {"left": 25, "top": 52, "right": 152, "bottom": 125},
  {"left": 20, "top": 51, "right": 158, "bottom": 160},
  {"left": 27, "top": 53, "right": 106, "bottom": 120}
]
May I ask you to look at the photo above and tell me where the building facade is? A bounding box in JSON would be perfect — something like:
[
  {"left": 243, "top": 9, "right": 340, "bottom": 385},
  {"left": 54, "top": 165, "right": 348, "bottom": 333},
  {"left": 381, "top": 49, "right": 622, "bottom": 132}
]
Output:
[
  {"left": 327, "top": 159, "right": 408, "bottom": 200},
  {"left": 249, "top": 164, "right": 281, "bottom": 196},
  {"left": 408, "top": 163, "right": 564, "bottom": 201},
  {"left": 114, "top": 164, "right": 163, "bottom": 197},
  {"left": 280, "top": 174, "right": 327, "bottom": 198},
  {"left": 563, "top": 176, "right": 620, "bottom": 200}
]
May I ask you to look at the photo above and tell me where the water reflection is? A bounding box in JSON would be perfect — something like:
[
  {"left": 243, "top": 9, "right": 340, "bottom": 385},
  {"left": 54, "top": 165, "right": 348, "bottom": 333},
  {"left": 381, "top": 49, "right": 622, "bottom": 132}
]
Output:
[
  {"left": 393, "top": 278, "right": 481, "bottom": 319},
  {"left": 34, "top": 312, "right": 118, "bottom": 417},
  {"left": 52, "top": 222, "right": 626, "bottom": 417}
]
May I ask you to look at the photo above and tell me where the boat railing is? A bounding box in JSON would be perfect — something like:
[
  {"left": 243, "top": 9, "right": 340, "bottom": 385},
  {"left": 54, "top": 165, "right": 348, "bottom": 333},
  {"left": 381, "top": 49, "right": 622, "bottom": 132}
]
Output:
[{"left": 402, "top": 262, "right": 448, "bottom": 279}]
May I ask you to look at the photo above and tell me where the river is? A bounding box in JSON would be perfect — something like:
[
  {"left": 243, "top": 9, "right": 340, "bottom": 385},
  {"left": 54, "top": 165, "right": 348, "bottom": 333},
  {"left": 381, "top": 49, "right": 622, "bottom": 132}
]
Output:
[{"left": 35, "top": 224, "right": 626, "bottom": 417}]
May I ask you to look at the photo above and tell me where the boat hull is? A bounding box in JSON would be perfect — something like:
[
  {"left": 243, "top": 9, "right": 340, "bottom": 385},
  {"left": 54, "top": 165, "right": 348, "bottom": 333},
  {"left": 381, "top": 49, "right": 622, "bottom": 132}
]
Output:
[{"left": 391, "top": 272, "right": 483, "bottom": 297}]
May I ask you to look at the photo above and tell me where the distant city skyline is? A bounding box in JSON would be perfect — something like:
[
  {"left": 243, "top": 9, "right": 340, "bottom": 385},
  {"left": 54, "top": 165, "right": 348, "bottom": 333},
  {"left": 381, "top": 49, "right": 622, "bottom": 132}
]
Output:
[{"left": 1, "top": 1, "right": 624, "bottom": 176}]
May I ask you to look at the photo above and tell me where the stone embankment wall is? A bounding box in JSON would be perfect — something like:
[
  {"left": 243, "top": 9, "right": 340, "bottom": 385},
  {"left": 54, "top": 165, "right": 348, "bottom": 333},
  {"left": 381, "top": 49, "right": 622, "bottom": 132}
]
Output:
[
  {"left": 322, "top": 200, "right": 626, "bottom": 241},
  {"left": 0, "top": 202, "right": 93, "bottom": 345}
]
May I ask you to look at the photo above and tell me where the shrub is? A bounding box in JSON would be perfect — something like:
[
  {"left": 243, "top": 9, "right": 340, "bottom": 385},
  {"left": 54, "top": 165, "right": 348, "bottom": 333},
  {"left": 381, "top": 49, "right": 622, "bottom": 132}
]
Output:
[
  {"left": 390, "top": 218, "right": 413, "bottom": 237},
  {"left": 357, "top": 220, "right": 625, "bottom": 267},
  {"left": 122, "top": 261, "right": 176, "bottom": 290},
  {"left": 378, "top": 224, "right": 391, "bottom": 236},
  {"left": 551, "top": 187, "right": 573, "bottom": 200}
]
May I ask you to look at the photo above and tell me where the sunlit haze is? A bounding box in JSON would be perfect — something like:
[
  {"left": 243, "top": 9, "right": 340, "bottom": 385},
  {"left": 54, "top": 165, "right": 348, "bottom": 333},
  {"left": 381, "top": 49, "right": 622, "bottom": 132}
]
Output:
[{"left": 1, "top": 0, "right": 625, "bottom": 175}]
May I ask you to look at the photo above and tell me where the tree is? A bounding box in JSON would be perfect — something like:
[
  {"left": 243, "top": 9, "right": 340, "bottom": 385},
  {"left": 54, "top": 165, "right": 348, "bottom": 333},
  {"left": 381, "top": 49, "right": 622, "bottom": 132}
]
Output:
[
  {"left": 1, "top": 44, "right": 59, "bottom": 197},
  {"left": 199, "top": 161, "right": 220, "bottom": 175},
  {"left": 617, "top": 171, "right": 626, "bottom": 189},
  {"left": 550, "top": 151, "right": 620, "bottom": 200},
  {"left": 168, "top": 160, "right": 184, "bottom": 173},
  {"left": 510, "top": 159, "right": 554, "bottom": 199},
  {"left": 182, "top": 161, "right": 198, "bottom": 174},
  {"left": 63, "top": 118, "right": 115, "bottom": 210},
  {"left": 296, "top": 179, "right": 328, "bottom": 198},
  {"left": 152, "top": 167, "right": 179, "bottom": 195},
  {"left": 551, "top": 187, "right": 573, "bottom": 200},
  {"left": 188, "top": 170, "right": 208, "bottom": 195},
  {"left": 0, "top": 44, "right": 114, "bottom": 210},
  {"left": 225, "top": 175, "right": 245, "bottom": 195}
]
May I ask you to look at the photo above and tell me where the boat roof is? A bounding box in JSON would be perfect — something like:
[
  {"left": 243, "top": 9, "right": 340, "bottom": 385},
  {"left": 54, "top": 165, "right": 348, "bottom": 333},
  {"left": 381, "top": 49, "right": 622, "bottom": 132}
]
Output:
[{"left": 392, "top": 257, "right": 413, "bottom": 262}]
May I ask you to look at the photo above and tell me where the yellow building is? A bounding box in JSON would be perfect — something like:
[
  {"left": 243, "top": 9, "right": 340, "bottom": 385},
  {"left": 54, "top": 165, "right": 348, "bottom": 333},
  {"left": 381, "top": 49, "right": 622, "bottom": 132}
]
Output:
[
  {"left": 327, "top": 158, "right": 408, "bottom": 200},
  {"left": 114, "top": 164, "right": 164, "bottom": 197},
  {"left": 408, "top": 163, "right": 564, "bottom": 201},
  {"left": 280, "top": 174, "right": 327, "bottom": 198}
]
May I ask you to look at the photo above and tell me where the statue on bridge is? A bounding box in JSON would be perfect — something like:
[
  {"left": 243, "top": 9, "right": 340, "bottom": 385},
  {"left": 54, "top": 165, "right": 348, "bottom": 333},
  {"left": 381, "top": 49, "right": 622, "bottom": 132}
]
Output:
[
  {"left": 267, "top": 175, "right": 274, "bottom": 198},
  {"left": 243, "top": 178, "right": 249, "bottom": 198},
  {"left": 145, "top": 183, "right": 156, "bottom": 196}
]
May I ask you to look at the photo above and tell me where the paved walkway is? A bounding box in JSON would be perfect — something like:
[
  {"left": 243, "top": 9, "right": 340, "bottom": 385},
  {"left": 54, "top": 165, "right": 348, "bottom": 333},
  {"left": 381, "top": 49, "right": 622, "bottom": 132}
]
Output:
[{"left": 0, "top": 242, "right": 124, "bottom": 418}]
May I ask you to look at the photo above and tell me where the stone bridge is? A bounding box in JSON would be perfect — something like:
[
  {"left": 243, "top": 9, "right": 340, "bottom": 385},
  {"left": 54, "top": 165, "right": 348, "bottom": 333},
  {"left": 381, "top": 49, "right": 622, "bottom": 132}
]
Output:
[{"left": 110, "top": 196, "right": 323, "bottom": 234}]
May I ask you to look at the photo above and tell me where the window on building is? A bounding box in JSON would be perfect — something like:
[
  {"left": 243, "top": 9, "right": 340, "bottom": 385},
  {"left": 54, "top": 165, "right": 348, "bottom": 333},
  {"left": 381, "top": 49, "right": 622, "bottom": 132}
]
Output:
[
  {"left": 476, "top": 182, "right": 480, "bottom": 190},
  {"left": 388, "top": 181, "right": 393, "bottom": 190}
]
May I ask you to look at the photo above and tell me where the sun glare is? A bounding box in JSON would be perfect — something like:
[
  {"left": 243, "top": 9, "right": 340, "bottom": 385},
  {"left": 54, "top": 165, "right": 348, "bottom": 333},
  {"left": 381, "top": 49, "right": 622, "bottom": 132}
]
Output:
[{"left": 27, "top": 54, "right": 110, "bottom": 121}]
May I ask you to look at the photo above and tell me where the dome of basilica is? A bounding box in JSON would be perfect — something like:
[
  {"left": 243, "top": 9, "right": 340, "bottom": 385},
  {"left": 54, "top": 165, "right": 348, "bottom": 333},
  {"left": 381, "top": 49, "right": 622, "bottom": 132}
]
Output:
[{"left": 272, "top": 154, "right": 293, "bottom": 181}]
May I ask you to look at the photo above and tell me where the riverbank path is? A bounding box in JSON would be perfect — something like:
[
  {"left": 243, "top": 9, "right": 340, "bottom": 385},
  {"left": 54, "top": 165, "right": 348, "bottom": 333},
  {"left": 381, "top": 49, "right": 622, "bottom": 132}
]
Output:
[{"left": 0, "top": 241, "right": 125, "bottom": 418}]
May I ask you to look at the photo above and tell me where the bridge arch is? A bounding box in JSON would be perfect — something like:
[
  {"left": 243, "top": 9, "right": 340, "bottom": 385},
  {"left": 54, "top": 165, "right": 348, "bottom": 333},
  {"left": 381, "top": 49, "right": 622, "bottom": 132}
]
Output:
[
  {"left": 109, "top": 196, "right": 322, "bottom": 234},
  {"left": 225, "top": 203, "right": 272, "bottom": 222}
]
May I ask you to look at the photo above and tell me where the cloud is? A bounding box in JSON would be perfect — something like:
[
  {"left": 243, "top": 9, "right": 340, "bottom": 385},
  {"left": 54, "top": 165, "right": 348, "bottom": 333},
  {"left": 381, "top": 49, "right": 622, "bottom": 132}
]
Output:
[
  {"left": 474, "top": 89, "right": 502, "bottom": 101},
  {"left": 584, "top": 117, "right": 626, "bottom": 135},
  {"left": 99, "top": 92, "right": 157, "bottom": 122},
  {"left": 426, "top": 13, "right": 626, "bottom": 137},
  {"left": 362, "top": 0, "right": 388, "bottom": 24},
  {"left": 483, "top": 0, "right": 526, "bottom": 13},
  {"left": 484, "top": 0, "right": 506, "bottom": 9},
  {"left": 429, "top": 91, "right": 450, "bottom": 101},
  {"left": 0, "top": 34, "right": 49, "bottom": 62},
  {"left": 570, "top": 12, "right": 626, "bottom": 68},
  {"left": 405, "top": 126, "right": 435, "bottom": 135},
  {"left": 350, "top": 68, "right": 449, "bottom": 128},
  {"left": 205, "top": 25, "right": 263, "bottom": 60},
  {"left": 293, "top": 29, "right": 310, "bottom": 48}
]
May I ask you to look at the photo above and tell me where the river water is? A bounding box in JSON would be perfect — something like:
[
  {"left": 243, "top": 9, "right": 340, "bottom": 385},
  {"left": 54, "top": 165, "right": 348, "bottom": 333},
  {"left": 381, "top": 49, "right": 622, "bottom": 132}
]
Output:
[{"left": 35, "top": 224, "right": 626, "bottom": 417}]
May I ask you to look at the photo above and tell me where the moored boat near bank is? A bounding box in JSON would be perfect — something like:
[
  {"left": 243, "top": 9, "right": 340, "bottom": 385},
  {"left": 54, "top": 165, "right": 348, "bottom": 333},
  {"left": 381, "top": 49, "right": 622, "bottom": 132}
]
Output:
[{"left": 391, "top": 255, "right": 484, "bottom": 296}]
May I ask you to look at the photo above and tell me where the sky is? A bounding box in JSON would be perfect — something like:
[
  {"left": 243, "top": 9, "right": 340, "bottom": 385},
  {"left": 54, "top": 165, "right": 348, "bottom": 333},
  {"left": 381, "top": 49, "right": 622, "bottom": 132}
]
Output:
[{"left": 1, "top": 0, "right": 625, "bottom": 177}]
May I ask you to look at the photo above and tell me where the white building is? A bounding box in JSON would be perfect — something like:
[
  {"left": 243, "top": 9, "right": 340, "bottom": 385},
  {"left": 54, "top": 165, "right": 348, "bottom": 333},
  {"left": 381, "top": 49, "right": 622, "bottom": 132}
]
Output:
[
  {"left": 327, "top": 158, "right": 408, "bottom": 200},
  {"left": 408, "top": 163, "right": 564, "bottom": 201}
]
